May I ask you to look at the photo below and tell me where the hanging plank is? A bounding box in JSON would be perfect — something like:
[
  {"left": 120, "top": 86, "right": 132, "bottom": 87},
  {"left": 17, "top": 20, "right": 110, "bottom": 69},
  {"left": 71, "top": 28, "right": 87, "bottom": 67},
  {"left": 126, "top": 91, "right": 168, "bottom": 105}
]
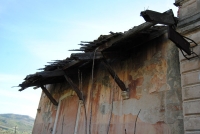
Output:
[
  {"left": 19, "top": 77, "right": 66, "bottom": 91},
  {"left": 40, "top": 85, "right": 58, "bottom": 106},
  {"left": 71, "top": 52, "right": 103, "bottom": 60},
  {"left": 102, "top": 60, "right": 127, "bottom": 91},
  {"left": 64, "top": 74, "right": 83, "bottom": 100},
  {"left": 30, "top": 69, "right": 77, "bottom": 79},
  {"left": 35, "top": 70, "right": 64, "bottom": 79},
  {"left": 168, "top": 26, "right": 191, "bottom": 55}
]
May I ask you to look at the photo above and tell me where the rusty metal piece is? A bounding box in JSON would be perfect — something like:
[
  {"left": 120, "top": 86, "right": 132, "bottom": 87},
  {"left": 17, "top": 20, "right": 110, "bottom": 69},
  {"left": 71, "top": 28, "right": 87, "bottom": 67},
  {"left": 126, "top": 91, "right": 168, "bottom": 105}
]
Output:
[
  {"left": 40, "top": 85, "right": 58, "bottom": 106},
  {"left": 102, "top": 60, "right": 127, "bottom": 92},
  {"left": 79, "top": 100, "right": 84, "bottom": 106},
  {"left": 37, "top": 107, "right": 41, "bottom": 113},
  {"left": 121, "top": 90, "right": 129, "bottom": 100}
]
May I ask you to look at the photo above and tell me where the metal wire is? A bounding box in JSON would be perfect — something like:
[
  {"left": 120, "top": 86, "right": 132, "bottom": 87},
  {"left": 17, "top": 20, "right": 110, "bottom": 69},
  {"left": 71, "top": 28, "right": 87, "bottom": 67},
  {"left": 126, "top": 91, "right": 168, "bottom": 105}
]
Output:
[
  {"left": 134, "top": 109, "right": 141, "bottom": 134},
  {"left": 179, "top": 34, "right": 200, "bottom": 60},
  {"left": 78, "top": 70, "right": 87, "bottom": 134},
  {"left": 106, "top": 73, "right": 116, "bottom": 134},
  {"left": 89, "top": 47, "right": 99, "bottom": 134}
]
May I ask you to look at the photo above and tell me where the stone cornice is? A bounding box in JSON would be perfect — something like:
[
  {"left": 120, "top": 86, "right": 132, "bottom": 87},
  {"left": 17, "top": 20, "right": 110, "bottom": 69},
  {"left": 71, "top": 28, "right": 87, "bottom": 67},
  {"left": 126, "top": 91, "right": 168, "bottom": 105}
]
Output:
[{"left": 174, "top": 0, "right": 190, "bottom": 6}]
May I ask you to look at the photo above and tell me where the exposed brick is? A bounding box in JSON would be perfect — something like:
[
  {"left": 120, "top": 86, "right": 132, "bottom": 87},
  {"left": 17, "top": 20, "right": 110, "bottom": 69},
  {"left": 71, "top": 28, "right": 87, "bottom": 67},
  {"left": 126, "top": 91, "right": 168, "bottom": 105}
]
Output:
[
  {"left": 183, "top": 84, "right": 200, "bottom": 100},
  {"left": 183, "top": 100, "right": 200, "bottom": 115}
]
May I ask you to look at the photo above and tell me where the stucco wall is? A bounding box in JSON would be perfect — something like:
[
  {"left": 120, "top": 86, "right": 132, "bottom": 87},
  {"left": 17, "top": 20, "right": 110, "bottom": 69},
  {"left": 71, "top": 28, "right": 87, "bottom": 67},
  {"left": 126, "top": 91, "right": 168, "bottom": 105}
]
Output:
[{"left": 33, "top": 34, "right": 183, "bottom": 134}]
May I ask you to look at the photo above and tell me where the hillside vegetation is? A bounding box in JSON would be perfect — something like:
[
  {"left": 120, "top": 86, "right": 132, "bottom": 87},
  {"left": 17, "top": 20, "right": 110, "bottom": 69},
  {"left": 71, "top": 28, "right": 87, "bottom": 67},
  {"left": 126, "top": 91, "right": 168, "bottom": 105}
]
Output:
[{"left": 0, "top": 114, "right": 34, "bottom": 134}]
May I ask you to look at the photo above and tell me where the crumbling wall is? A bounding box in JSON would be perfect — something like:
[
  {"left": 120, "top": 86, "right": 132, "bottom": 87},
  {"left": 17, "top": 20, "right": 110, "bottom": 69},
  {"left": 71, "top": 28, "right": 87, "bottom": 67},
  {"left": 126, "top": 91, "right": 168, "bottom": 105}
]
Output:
[{"left": 33, "top": 34, "right": 183, "bottom": 134}]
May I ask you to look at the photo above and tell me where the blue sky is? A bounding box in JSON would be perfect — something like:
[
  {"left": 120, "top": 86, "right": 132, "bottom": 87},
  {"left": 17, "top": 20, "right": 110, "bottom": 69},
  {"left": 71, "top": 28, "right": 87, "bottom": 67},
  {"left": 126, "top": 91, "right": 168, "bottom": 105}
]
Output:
[{"left": 0, "top": 0, "right": 177, "bottom": 118}]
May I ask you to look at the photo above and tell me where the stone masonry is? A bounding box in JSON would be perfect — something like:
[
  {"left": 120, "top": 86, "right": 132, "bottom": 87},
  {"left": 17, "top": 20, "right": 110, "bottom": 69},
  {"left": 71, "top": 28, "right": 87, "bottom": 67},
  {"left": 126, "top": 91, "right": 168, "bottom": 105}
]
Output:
[{"left": 175, "top": 0, "right": 200, "bottom": 133}]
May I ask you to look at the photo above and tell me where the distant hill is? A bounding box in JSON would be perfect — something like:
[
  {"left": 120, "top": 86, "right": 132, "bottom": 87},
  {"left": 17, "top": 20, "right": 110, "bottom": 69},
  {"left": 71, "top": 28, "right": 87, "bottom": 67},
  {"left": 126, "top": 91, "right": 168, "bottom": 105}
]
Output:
[{"left": 0, "top": 114, "right": 34, "bottom": 134}]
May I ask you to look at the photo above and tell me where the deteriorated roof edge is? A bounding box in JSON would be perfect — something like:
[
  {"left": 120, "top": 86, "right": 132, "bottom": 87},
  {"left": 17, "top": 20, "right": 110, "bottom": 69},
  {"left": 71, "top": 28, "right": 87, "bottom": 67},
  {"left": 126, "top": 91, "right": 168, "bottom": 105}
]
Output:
[{"left": 18, "top": 21, "right": 167, "bottom": 91}]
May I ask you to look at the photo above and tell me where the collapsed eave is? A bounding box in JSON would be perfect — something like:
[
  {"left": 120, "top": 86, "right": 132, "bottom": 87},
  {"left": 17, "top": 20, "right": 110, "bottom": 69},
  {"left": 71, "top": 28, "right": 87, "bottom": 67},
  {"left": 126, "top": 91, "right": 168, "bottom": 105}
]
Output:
[{"left": 18, "top": 22, "right": 167, "bottom": 91}]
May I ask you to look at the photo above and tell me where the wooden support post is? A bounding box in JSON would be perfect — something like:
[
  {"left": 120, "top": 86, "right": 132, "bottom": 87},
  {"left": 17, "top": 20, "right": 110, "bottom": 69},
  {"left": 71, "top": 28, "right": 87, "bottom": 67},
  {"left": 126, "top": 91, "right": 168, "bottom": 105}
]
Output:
[
  {"left": 40, "top": 85, "right": 58, "bottom": 106},
  {"left": 64, "top": 74, "right": 83, "bottom": 100},
  {"left": 102, "top": 60, "right": 127, "bottom": 91}
]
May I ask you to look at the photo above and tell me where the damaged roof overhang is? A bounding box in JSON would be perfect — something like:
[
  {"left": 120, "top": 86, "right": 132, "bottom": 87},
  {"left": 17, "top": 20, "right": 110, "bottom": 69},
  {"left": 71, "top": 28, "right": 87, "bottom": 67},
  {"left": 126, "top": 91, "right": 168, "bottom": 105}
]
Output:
[{"left": 18, "top": 22, "right": 167, "bottom": 91}]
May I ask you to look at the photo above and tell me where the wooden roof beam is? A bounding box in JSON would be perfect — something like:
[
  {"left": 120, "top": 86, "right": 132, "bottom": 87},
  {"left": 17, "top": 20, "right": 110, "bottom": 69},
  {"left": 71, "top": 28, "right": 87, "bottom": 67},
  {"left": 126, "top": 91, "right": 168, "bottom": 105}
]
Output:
[
  {"left": 71, "top": 52, "right": 103, "bottom": 60},
  {"left": 24, "top": 69, "right": 78, "bottom": 81},
  {"left": 64, "top": 74, "right": 83, "bottom": 100},
  {"left": 40, "top": 85, "right": 58, "bottom": 106},
  {"left": 97, "top": 22, "right": 157, "bottom": 51},
  {"left": 102, "top": 59, "right": 129, "bottom": 100}
]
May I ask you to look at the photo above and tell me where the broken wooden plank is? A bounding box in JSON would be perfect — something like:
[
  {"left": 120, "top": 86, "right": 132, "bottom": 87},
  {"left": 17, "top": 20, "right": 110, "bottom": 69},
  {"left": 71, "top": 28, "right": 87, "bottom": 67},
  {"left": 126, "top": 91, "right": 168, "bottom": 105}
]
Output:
[
  {"left": 40, "top": 85, "right": 58, "bottom": 106},
  {"left": 98, "top": 22, "right": 156, "bottom": 51},
  {"left": 168, "top": 26, "right": 191, "bottom": 55},
  {"left": 19, "top": 77, "right": 66, "bottom": 91},
  {"left": 102, "top": 60, "right": 127, "bottom": 91},
  {"left": 25, "top": 69, "right": 77, "bottom": 80},
  {"left": 72, "top": 51, "right": 129, "bottom": 60},
  {"left": 64, "top": 74, "right": 83, "bottom": 100},
  {"left": 62, "top": 60, "right": 80, "bottom": 70},
  {"left": 71, "top": 52, "right": 103, "bottom": 60},
  {"left": 69, "top": 49, "right": 86, "bottom": 51},
  {"left": 36, "top": 70, "right": 65, "bottom": 78},
  {"left": 124, "top": 27, "right": 167, "bottom": 51}
]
